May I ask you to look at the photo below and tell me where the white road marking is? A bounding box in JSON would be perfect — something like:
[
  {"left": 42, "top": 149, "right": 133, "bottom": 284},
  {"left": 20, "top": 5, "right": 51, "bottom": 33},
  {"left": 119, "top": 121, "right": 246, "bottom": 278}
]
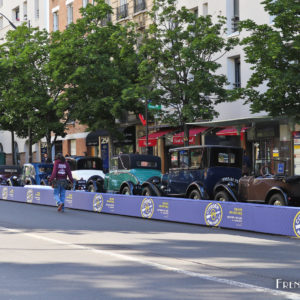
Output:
[{"left": 1, "top": 226, "right": 300, "bottom": 300}]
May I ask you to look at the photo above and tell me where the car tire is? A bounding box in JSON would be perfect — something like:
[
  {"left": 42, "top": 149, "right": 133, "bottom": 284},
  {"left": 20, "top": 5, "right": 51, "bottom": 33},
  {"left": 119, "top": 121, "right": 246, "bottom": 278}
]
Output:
[
  {"left": 142, "top": 186, "right": 152, "bottom": 196},
  {"left": 269, "top": 193, "right": 285, "bottom": 206},
  {"left": 188, "top": 189, "right": 202, "bottom": 200},
  {"left": 214, "top": 191, "right": 232, "bottom": 202},
  {"left": 121, "top": 186, "right": 131, "bottom": 195}
]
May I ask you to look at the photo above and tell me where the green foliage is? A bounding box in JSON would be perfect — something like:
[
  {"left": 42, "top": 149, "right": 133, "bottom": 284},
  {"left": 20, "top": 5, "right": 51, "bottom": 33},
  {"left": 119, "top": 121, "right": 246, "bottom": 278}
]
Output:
[
  {"left": 240, "top": 0, "right": 300, "bottom": 120},
  {"left": 50, "top": 0, "right": 143, "bottom": 133},
  {"left": 136, "top": 0, "right": 238, "bottom": 127}
]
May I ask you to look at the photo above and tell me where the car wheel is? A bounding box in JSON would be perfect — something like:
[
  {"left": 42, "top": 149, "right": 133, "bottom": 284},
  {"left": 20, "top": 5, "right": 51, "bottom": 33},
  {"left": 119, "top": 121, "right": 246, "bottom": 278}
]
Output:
[
  {"left": 88, "top": 184, "right": 96, "bottom": 193},
  {"left": 269, "top": 193, "right": 285, "bottom": 206},
  {"left": 121, "top": 186, "right": 131, "bottom": 195},
  {"left": 214, "top": 191, "right": 232, "bottom": 202},
  {"left": 189, "top": 189, "right": 202, "bottom": 200},
  {"left": 142, "top": 186, "right": 152, "bottom": 196}
]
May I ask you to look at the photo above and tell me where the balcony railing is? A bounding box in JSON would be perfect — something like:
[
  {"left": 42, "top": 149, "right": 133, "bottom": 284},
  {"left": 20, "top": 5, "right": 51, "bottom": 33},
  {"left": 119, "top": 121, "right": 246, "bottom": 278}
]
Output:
[
  {"left": 116, "top": 4, "right": 128, "bottom": 20},
  {"left": 231, "top": 16, "right": 239, "bottom": 33},
  {"left": 134, "top": 0, "right": 146, "bottom": 13}
]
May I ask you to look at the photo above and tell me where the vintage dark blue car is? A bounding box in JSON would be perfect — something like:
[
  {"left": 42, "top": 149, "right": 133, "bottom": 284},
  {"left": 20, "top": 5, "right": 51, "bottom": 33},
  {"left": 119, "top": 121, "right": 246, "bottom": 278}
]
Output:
[
  {"left": 20, "top": 163, "right": 53, "bottom": 186},
  {"left": 145, "top": 145, "right": 243, "bottom": 199}
]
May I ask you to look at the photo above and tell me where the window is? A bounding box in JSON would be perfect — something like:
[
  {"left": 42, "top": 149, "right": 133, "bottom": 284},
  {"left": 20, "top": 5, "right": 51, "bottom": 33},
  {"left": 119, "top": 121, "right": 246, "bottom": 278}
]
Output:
[
  {"left": 179, "top": 150, "right": 189, "bottom": 169},
  {"left": 0, "top": 0, "right": 3, "bottom": 7},
  {"left": 35, "top": 0, "right": 39, "bottom": 19},
  {"left": 53, "top": 12, "right": 59, "bottom": 31},
  {"left": 82, "top": 0, "right": 89, "bottom": 8},
  {"left": 70, "top": 140, "right": 76, "bottom": 156},
  {"left": 67, "top": 4, "right": 73, "bottom": 25},
  {"left": 232, "top": 0, "right": 239, "bottom": 32},
  {"left": 170, "top": 152, "right": 179, "bottom": 168},
  {"left": 0, "top": 143, "right": 3, "bottom": 152},
  {"left": 134, "top": 0, "right": 146, "bottom": 13},
  {"left": 234, "top": 57, "right": 241, "bottom": 88},
  {"left": 203, "top": 3, "right": 208, "bottom": 17},
  {"left": 13, "top": 6, "right": 20, "bottom": 22},
  {"left": 190, "top": 149, "right": 205, "bottom": 169},
  {"left": 23, "top": 1, "right": 28, "bottom": 20},
  {"left": 117, "top": 0, "right": 128, "bottom": 19}
]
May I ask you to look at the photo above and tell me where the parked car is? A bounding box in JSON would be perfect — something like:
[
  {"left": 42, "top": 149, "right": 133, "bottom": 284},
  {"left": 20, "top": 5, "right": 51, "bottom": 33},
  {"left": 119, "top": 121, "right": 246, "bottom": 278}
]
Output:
[
  {"left": 147, "top": 145, "right": 243, "bottom": 199},
  {"left": 0, "top": 165, "right": 22, "bottom": 186},
  {"left": 65, "top": 156, "right": 105, "bottom": 192},
  {"left": 20, "top": 163, "right": 53, "bottom": 186},
  {"left": 215, "top": 160, "right": 300, "bottom": 206},
  {"left": 102, "top": 154, "right": 162, "bottom": 195}
]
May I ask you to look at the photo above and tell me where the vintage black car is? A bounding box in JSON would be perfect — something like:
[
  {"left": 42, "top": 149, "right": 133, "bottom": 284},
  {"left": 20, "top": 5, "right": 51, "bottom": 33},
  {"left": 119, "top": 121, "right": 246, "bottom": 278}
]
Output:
[
  {"left": 0, "top": 165, "right": 22, "bottom": 186},
  {"left": 103, "top": 154, "right": 162, "bottom": 195},
  {"left": 146, "top": 145, "right": 243, "bottom": 199},
  {"left": 214, "top": 160, "right": 300, "bottom": 206},
  {"left": 66, "top": 156, "right": 105, "bottom": 192}
]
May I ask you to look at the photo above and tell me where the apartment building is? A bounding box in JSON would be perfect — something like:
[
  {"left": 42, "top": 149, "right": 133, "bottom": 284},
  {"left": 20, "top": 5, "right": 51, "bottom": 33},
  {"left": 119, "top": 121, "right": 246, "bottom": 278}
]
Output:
[{"left": 0, "top": 0, "right": 49, "bottom": 164}]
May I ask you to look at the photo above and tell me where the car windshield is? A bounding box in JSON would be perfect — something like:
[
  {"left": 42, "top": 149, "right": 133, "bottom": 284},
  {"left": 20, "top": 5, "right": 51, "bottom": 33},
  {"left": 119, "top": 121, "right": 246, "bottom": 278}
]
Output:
[
  {"left": 254, "top": 160, "right": 286, "bottom": 176},
  {"left": 77, "top": 159, "right": 102, "bottom": 170}
]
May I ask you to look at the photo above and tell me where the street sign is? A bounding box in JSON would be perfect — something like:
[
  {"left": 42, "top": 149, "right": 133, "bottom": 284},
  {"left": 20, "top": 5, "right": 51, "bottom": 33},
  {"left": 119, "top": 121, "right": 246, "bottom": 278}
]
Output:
[{"left": 147, "top": 103, "right": 161, "bottom": 110}]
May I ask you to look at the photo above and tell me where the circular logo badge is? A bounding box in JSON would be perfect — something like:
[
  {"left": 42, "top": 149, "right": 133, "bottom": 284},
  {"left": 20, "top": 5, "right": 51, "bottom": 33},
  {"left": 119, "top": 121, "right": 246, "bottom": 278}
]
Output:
[
  {"left": 141, "top": 197, "right": 154, "bottom": 218},
  {"left": 93, "top": 194, "right": 104, "bottom": 213},
  {"left": 26, "top": 189, "right": 33, "bottom": 203},
  {"left": 2, "top": 187, "right": 8, "bottom": 200},
  {"left": 204, "top": 202, "right": 223, "bottom": 227},
  {"left": 293, "top": 211, "right": 300, "bottom": 238}
]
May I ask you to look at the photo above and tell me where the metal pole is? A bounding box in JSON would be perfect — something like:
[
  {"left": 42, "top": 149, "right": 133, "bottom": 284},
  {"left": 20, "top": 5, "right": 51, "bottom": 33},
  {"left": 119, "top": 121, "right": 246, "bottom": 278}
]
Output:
[
  {"left": 145, "top": 99, "right": 149, "bottom": 155},
  {"left": 0, "top": 13, "right": 17, "bottom": 29}
]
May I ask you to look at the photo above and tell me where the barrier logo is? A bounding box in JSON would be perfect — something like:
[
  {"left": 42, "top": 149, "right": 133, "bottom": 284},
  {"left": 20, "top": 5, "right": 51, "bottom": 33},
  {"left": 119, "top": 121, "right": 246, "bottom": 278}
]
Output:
[
  {"left": 293, "top": 211, "right": 300, "bottom": 238},
  {"left": 26, "top": 189, "right": 33, "bottom": 203},
  {"left": 204, "top": 202, "right": 223, "bottom": 227},
  {"left": 141, "top": 197, "right": 154, "bottom": 218},
  {"left": 93, "top": 194, "right": 104, "bottom": 213},
  {"left": 2, "top": 187, "right": 8, "bottom": 200}
]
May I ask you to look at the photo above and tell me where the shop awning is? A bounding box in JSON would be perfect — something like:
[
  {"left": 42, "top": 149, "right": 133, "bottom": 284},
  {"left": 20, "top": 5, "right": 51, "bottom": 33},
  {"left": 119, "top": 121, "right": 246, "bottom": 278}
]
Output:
[
  {"left": 216, "top": 127, "right": 249, "bottom": 136},
  {"left": 138, "top": 129, "right": 174, "bottom": 147},
  {"left": 173, "top": 127, "right": 208, "bottom": 145},
  {"left": 86, "top": 129, "right": 109, "bottom": 146}
]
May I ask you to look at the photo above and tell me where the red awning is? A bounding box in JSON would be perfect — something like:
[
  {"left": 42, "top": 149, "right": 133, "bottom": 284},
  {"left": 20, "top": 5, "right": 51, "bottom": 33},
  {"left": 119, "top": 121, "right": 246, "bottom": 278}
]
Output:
[
  {"left": 216, "top": 127, "right": 249, "bottom": 136},
  {"left": 138, "top": 129, "right": 174, "bottom": 147},
  {"left": 173, "top": 127, "right": 208, "bottom": 145}
]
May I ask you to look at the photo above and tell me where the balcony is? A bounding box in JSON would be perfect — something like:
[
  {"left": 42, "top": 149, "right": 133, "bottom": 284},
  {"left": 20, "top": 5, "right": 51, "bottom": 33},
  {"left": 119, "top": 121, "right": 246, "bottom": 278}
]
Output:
[
  {"left": 116, "top": 4, "right": 128, "bottom": 20},
  {"left": 231, "top": 16, "right": 239, "bottom": 33},
  {"left": 134, "top": 0, "right": 146, "bottom": 13}
]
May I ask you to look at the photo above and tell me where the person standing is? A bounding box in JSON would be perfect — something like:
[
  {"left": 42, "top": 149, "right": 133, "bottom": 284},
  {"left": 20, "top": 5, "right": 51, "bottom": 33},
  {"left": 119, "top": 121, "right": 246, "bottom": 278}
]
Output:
[{"left": 49, "top": 153, "right": 73, "bottom": 212}]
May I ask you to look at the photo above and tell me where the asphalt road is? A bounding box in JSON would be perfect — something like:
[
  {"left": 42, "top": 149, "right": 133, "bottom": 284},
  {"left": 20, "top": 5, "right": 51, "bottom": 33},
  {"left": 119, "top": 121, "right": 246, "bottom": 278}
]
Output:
[{"left": 0, "top": 199, "right": 299, "bottom": 300}]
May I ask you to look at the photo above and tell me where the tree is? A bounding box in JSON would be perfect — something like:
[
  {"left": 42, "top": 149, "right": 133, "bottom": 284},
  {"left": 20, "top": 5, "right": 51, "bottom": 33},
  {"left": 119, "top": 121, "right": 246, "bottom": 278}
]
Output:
[
  {"left": 240, "top": 0, "right": 300, "bottom": 122},
  {"left": 0, "top": 25, "right": 69, "bottom": 161},
  {"left": 136, "top": 0, "right": 238, "bottom": 133},
  {"left": 49, "top": 0, "right": 143, "bottom": 138}
]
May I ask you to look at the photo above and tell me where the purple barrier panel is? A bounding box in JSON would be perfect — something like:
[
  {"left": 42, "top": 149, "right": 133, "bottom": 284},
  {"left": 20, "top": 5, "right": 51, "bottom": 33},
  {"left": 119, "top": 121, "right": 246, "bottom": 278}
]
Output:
[{"left": 1, "top": 186, "right": 300, "bottom": 238}]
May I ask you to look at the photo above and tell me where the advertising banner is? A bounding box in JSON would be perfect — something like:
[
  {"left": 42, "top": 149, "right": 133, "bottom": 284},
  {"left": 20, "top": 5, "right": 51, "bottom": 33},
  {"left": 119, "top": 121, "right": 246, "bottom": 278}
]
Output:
[{"left": 0, "top": 186, "right": 299, "bottom": 238}]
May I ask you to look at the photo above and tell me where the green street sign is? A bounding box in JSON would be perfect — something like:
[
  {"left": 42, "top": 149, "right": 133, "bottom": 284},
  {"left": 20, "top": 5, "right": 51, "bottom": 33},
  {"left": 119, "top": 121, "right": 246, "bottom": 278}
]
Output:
[{"left": 148, "top": 103, "right": 162, "bottom": 110}]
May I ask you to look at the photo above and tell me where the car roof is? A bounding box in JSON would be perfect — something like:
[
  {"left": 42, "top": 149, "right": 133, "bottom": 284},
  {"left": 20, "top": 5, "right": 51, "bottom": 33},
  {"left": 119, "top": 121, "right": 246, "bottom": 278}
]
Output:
[{"left": 169, "top": 145, "right": 243, "bottom": 153}]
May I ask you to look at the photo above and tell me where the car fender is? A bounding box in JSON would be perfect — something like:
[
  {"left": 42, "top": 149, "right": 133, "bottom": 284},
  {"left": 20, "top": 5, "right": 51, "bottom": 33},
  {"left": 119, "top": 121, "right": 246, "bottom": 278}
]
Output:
[
  {"left": 265, "top": 187, "right": 289, "bottom": 205},
  {"left": 119, "top": 181, "right": 135, "bottom": 195},
  {"left": 186, "top": 182, "right": 209, "bottom": 199},
  {"left": 141, "top": 181, "right": 162, "bottom": 196},
  {"left": 213, "top": 183, "right": 238, "bottom": 202}
]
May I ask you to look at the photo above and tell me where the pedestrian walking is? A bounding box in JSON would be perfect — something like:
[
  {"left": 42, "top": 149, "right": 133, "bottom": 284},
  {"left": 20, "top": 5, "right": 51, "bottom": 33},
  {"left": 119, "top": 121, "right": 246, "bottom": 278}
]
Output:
[{"left": 49, "top": 153, "right": 73, "bottom": 212}]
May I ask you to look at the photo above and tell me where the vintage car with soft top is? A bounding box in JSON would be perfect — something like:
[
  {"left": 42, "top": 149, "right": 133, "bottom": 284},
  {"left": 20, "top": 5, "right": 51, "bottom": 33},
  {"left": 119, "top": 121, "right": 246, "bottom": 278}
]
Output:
[
  {"left": 65, "top": 156, "right": 105, "bottom": 192},
  {"left": 20, "top": 163, "right": 53, "bottom": 186},
  {"left": 102, "top": 154, "right": 162, "bottom": 195},
  {"left": 214, "top": 160, "right": 300, "bottom": 206},
  {"left": 146, "top": 145, "right": 243, "bottom": 199}
]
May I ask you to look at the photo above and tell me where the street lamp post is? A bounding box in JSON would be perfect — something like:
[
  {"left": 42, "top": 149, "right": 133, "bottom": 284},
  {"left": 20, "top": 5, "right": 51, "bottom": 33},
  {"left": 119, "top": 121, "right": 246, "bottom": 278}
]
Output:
[{"left": 0, "top": 12, "right": 16, "bottom": 164}]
